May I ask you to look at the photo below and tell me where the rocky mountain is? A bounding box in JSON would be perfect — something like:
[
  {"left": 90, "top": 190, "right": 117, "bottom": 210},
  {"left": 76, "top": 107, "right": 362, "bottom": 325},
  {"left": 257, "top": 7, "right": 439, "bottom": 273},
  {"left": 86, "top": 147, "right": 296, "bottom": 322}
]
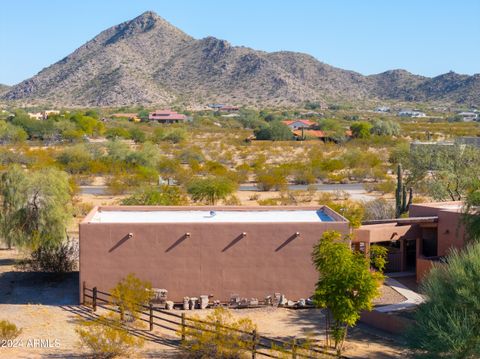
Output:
[
  {"left": 0, "top": 84, "right": 10, "bottom": 96},
  {"left": 2, "top": 11, "right": 479, "bottom": 107}
]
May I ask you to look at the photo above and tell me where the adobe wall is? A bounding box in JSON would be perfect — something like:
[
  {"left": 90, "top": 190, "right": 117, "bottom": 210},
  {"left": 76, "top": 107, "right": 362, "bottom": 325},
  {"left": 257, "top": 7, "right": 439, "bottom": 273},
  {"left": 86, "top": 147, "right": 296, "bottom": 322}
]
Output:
[
  {"left": 360, "top": 310, "right": 412, "bottom": 334},
  {"left": 79, "top": 220, "right": 349, "bottom": 302},
  {"left": 437, "top": 211, "right": 465, "bottom": 256}
]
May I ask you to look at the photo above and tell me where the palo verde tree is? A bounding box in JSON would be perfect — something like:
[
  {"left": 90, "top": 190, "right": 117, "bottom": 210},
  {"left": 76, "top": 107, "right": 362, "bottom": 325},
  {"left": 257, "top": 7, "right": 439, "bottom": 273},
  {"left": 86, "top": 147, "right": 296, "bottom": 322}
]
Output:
[
  {"left": 405, "top": 243, "right": 480, "bottom": 358},
  {"left": 312, "top": 231, "right": 384, "bottom": 354},
  {"left": 187, "top": 176, "right": 237, "bottom": 205}
]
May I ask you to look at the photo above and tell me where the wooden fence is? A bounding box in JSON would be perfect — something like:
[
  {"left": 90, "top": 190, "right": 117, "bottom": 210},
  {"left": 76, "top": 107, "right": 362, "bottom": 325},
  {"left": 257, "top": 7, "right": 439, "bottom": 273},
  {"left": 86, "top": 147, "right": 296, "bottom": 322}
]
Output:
[{"left": 83, "top": 283, "right": 341, "bottom": 358}]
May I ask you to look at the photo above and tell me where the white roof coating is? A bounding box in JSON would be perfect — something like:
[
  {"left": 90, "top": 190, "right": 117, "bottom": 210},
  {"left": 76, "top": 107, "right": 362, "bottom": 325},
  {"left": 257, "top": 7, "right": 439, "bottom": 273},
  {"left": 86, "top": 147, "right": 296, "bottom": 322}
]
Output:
[{"left": 89, "top": 209, "right": 335, "bottom": 223}]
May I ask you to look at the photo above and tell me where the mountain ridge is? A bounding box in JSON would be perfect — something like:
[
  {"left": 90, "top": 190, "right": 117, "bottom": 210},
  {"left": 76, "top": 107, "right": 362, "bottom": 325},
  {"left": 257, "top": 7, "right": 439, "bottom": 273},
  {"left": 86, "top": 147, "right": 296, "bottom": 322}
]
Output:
[{"left": 3, "top": 11, "right": 479, "bottom": 107}]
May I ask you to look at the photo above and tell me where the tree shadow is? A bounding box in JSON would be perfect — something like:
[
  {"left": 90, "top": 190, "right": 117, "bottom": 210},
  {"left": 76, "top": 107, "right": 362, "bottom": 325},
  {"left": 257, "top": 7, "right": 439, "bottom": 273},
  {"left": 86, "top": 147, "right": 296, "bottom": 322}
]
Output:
[
  {"left": 60, "top": 305, "right": 181, "bottom": 351},
  {"left": 0, "top": 271, "right": 79, "bottom": 305}
]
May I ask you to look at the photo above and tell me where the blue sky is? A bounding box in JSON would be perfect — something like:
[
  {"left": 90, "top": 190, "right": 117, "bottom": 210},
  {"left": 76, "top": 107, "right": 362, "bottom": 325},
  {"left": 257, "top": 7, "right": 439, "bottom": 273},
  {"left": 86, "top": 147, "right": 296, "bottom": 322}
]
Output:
[{"left": 1, "top": 0, "right": 479, "bottom": 85}]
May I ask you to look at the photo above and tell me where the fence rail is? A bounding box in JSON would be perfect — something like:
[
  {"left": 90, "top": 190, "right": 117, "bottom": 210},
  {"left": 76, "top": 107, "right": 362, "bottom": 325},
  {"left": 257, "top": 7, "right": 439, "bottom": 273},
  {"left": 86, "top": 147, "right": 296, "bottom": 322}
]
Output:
[{"left": 82, "top": 283, "right": 341, "bottom": 358}]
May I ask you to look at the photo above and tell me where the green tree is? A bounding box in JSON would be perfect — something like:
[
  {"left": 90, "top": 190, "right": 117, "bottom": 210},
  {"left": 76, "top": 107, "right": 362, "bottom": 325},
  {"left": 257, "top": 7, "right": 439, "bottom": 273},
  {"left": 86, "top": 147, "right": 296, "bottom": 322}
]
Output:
[
  {"left": 0, "top": 166, "right": 72, "bottom": 250},
  {"left": 312, "top": 231, "right": 384, "bottom": 354},
  {"left": 463, "top": 188, "right": 480, "bottom": 243},
  {"left": 187, "top": 177, "right": 237, "bottom": 205},
  {"left": 409, "top": 145, "right": 480, "bottom": 201},
  {"left": 0, "top": 165, "right": 28, "bottom": 248},
  {"left": 405, "top": 244, "right": 480, "bottom": 358},
  {"left": 254, "top": 121, "right": 292, "bottom": 141},
  {"left": 370, "top": 119, "right": 400, "bottom": 136},
  {"left": 350, "top": 121, "right": 372, "bottom": 139}
]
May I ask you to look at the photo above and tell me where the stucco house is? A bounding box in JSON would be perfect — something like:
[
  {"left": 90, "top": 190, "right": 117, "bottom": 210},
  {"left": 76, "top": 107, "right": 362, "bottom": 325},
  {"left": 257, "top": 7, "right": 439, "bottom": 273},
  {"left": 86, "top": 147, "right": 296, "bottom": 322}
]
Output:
[
  {"left": 281, "top": 119, "right": 316, "bottom": 130},
  {"left": 149, "top": 110, "right": 187, "bottom": 123},
  {"left": 79, "top": 206, "right": 348, "bottom": 302}
]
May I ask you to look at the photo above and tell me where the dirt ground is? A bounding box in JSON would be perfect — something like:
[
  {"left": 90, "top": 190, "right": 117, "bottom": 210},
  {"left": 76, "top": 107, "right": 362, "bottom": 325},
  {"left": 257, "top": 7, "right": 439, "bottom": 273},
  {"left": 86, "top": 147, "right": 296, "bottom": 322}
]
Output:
[{"left": 0, "top": 249, "right": 410, "bottom": 358}]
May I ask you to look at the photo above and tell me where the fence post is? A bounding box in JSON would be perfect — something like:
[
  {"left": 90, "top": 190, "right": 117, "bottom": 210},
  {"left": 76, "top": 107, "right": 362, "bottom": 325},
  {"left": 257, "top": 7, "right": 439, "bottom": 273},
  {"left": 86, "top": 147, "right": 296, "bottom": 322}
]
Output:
[
  {"left": 251, "top": 329, "right": 257, "bottom": 359},
  {"left": 92, "top": 287, "right": 97, "bottom": 312},
  {"left": 82, "top": 281, "right": 86, "bottom": 305},
  {"left": 292, "top": 338, "right": 297, "bottom": 359},
  {"left": 149, "top": 303, "right": 153, "bottom": 331},
  {"left": 181, "top": 313, "right": 186, "bottom": 341}
]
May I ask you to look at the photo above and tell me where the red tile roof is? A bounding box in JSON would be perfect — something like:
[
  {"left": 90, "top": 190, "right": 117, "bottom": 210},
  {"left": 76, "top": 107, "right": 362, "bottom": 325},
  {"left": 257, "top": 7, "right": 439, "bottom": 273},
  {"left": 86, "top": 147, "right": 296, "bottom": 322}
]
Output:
[
  {"left": 149, "top": 110, "right": 187, "bottom": 121},
  {"left": 293, "top": 130, "right": 326, "bottom": 138},
  {"left": 282, "top": 119, "right": 316, "bottom": 126}
]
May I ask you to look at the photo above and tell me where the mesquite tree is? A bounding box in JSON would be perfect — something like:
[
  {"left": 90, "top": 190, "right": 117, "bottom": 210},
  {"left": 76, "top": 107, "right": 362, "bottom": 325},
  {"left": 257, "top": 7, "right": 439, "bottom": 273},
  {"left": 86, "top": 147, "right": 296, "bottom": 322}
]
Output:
[{"left": 0, "top": 165, "right": 72, "bottom": 250}]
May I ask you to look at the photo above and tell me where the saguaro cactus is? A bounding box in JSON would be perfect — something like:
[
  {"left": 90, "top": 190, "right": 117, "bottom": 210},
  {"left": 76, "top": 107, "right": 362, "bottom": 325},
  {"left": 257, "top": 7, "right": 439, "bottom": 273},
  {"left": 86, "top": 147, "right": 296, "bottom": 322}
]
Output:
[{"left": 395, "top": 164, "right": 413, "bottom": 217}]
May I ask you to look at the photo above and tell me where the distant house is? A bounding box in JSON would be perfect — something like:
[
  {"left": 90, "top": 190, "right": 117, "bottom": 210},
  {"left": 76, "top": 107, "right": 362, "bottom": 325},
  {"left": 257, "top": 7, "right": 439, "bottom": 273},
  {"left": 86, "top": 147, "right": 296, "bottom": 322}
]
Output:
[
  {"left": 149, "top": 110, "right": 187, "bottom": 124},
  {"left": 218, "top": 105, "right": 239, "bottom": 112},
  {"left": 374, "top": 106, "right": 390, "bottom": 113},
  {"left": 282, "top": 119, "right": 316, "bottom": 130},
  {"left": 28, "top": 110, "right": 60, "bottom": 120},
  {"left": 111, "top": 113, "right": 141, "bottom": 122},
  {"left": 207, "top": 104, "right": 225, "bottom": 109},
  {"left": 28, "top": 112, "right": 44, "bottom": 120},
  {"left": 398, "top": 109, "right": 426, "bottom": 118},
  {"left": 457, "top": 112, "right": 478, "bottom": 122},
  {"left": 293, "top": 129, "right": 326, "bottom": 140}
]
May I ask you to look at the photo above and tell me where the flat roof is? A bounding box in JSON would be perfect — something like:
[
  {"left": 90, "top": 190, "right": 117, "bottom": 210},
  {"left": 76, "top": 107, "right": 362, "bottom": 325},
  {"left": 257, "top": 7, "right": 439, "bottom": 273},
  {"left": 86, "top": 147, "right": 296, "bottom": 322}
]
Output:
[{"left": 88, "top": 209, "right": 335, "bottom": 223}]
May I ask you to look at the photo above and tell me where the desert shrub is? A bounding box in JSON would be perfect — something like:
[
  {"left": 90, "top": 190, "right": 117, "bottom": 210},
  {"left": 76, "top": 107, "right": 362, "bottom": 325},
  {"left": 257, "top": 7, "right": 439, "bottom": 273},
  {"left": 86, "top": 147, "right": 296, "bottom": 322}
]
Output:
[
  {"left": 18, "top": 239, "right": 78, "bottom": 272},
  {"left": 292, "top": 165, "right": 316, "bottom": 185},
  {"left": 121, "top": 186, "right": 188, "bottom": 206},
  {"left": 129, "top": 128, "right": 146, "bottom": 143},
  {"left": 370, "top": 119, "right": 400, "bottom": 136},
  {"left": 257, "top": 197, "right": 280, "bottom": 206},
  {"left": 0, "top": 320, "right": 22, "bottom": 341},
  {"left": 255, "top": 168, "right": 287, "bottom": 191},
  {"left": 105, "top": 127, "right": 131, "bottom": 140},
  {"left": 72, "top": 201, "right": 94, "bottom": 218},
  {"left": 223, "top": 195, "right": 242, "bottom": 206},
  {"left": 181, "top": 307, "right": 256, "bottom": 359},
  {"left": 76, "top": 314, "right": 144, "bottom": 359},
  {"left": 105, "top": 173, "right": 130, "bottom": 195},
  {"left": 111, "top": 274, "right": 153, "bottom": 323},
  {"left": 326, "top": 172, "right": 347, "bottom": 183},
  {"left": 254, "top": 121, "right": 292, "bottom": 141},
  {"left": 163, "top": 128, "right": 187, "bottom": 143},
  {"left": 350, "top": 121, "right": 372, "bottom": 139},
  {"left": 179, "top": 147, "right": 205, "bottom": 164},
  {"left": 405, "top": 244, "right": 480, "bottom": 358},
  {"left": 364, "top": 179, "right": 395, "bottom": 194},
  {"left": 248, "top": 193, "right": 260, "bottom": 201},
  {"left": 363, "top": 199, "right": 395, "bottom": 221}
]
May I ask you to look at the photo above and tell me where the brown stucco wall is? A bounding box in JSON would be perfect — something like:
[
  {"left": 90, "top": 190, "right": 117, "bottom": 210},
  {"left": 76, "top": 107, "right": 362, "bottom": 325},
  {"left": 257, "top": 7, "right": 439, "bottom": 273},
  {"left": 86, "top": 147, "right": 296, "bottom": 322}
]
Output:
[
  {"left": 79, "top": 206, "right": 349, "bottom": 303},
  {"left": 410, "top": 202, "right": 466, "bottom": 257}
]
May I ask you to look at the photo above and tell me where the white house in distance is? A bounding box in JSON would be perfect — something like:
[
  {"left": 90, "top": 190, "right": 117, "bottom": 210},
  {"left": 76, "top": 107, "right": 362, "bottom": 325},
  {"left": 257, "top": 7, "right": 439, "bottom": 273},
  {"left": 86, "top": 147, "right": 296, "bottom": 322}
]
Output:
[
  {"left": 281, "top": 119, "right": 316, "bottom": 130},
  {"left": 398, "top": 109, "right": 426, "bottom": 118},
  {"left": 457, "top": 111, "right": 478, "bottom": 122},
  {"left": 374, "top": 106, "right": 390, "bottom": 113}
]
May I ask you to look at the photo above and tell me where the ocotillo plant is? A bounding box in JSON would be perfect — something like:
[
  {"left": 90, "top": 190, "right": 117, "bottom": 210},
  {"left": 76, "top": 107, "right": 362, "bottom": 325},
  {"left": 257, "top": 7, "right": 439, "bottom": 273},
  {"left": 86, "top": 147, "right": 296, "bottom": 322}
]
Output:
[{"left": 395, "top": 164, "right": 413, "bottom": 217}]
